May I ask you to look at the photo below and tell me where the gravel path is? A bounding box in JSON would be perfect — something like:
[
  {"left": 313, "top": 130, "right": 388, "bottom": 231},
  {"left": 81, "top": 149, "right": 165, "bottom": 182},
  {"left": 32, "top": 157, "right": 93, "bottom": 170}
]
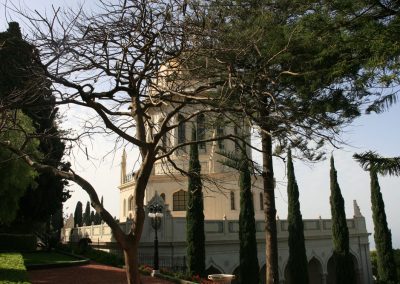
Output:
[{"left": 28, "top": 262, "right": 174, "bottom": 284}]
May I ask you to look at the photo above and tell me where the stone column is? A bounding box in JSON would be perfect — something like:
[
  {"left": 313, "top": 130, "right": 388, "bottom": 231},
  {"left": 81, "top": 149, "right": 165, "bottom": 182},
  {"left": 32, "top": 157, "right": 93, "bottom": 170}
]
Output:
[{"left": 322, "top": 273, "right": 327, "bottom": 284}]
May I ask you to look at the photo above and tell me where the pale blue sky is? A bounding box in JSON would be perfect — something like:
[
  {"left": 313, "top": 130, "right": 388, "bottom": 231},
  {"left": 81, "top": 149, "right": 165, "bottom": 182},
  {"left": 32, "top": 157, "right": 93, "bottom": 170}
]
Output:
[{"left": 2, "top": 0, "right": 399, "bottom": 250}]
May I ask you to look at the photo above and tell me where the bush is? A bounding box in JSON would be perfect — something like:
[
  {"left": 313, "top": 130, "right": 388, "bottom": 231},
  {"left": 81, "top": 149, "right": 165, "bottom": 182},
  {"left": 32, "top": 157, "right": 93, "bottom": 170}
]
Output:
[
  {"left": 0, "top": 233, "right": 36, "bottom": 252},
  {"left": 58, "top": 243, "right": 124, "bottom": 267},
  {"left": 0, "top": 253, "right": 30, "bottom": 283}
]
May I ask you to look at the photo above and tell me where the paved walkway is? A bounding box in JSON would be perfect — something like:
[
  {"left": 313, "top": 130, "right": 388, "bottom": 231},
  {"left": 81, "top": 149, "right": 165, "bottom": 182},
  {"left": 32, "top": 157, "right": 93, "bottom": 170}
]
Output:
[{"left": 28, "top": 262, "right": 174, "bottom": 284}]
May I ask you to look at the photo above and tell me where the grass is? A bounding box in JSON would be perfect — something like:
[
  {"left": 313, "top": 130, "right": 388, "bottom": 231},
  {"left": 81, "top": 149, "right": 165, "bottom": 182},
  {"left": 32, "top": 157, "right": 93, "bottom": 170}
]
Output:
[
  {"left": 0, "top": 253, "right": 30, "bottom": 284},
  {"left": 22, "top": 252, "right": 79, "bottom": 266}
]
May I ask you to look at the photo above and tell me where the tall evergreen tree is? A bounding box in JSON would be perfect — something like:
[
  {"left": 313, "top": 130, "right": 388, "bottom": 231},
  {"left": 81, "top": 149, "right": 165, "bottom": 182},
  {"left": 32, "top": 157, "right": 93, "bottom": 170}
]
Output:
[
  {"left": 93, "top": 196, "right": 103, "bottom": 225},
  {"left": 0, "top": 22, "right": 68, "bottom": 228},
  {"left": 329, "top": 156, "right": 354, "bottom": 284},
  {"left": 74, "top": 201, "right": 83, "bottom": 227},
  {"left": 186, "top": 128, "right": 205, "bottom": 277},
  {"left": 90, "top": 211, "right": 95, "bottom": 225},
  {"left": 238, "top": 148, "right": 259, "bottom": 284},
  {"left": 286, "top": 149, "right": 308, "bottom": 284},
  {"left": 370, "top": 170, "right": 398, "bottom": 283},
  {"left": 83, "top": 201, "right": 91, "bottom": 225}
]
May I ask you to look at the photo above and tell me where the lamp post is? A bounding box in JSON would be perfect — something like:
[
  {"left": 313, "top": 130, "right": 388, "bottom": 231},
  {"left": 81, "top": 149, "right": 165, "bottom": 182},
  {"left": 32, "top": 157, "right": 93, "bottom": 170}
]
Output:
[{"left": 148, "top": 203, "right": 163, "bottom": 276}]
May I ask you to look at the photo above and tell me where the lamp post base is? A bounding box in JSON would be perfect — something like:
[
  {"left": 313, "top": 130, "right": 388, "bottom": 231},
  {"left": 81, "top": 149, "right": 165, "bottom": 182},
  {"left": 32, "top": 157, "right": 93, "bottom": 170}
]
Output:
[{"left": 151, "top": 270, "right": 160, "bottom": 277}]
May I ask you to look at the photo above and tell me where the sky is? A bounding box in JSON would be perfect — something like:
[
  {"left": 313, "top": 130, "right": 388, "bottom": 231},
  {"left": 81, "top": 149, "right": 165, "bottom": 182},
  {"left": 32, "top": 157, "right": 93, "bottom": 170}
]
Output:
[{"left": 1, "top": 0, "right": 400, "bottom": 250}]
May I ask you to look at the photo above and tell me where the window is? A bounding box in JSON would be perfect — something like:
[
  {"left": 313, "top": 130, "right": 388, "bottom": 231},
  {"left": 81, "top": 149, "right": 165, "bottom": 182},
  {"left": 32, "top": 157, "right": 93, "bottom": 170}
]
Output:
[
  {"left": 160, "top": 193, "right": 166, "bottom": 202},
  {"left": 260, "top": 192, "right": 264, "bottom": 210},
  {"left": 123, "top": 199, "right": 127, "bottom": 217},
  {"left": 173, "top": 190, "right": 188, "bottom": 211},
  {"left": 128, "top": 195, "right": 134, "bottom": 211},
  {"left": 197, "top": 114, "right": 206, "bottom": 150},
  {"left": 230, "top": 191, "right": 235, "bottom": 210},
  {"left": 177, "top": 114, "right": 186, "bottom": 145}
]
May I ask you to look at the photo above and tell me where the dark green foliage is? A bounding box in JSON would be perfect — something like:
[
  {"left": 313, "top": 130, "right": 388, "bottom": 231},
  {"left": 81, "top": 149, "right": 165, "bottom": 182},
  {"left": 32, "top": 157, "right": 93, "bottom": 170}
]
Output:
[
  {"left": 0, "top": 234, "right": 36, "bottom": 251},
  {"left": 90, "top": 211, "right": 95, "bottom": 225},
  {"left": 370, "top": 170, "right": 398, "bottom": 283},
  {"left": 238, "top": 150, "right": 259, "bottom": 284},
  {"left": 93, "top": 196, "right": 103, "bottom": 225},
  {"left": 216, "top": 144, "right": 259, "bottom": 283},
  {"left": 186, "top": 128, "right": 205, "bottom": 277},
  {"left": 74, "top": 202, "right": 83, "bottom": 227},
  {"left": 0, "top": 22, "right": 68, "bottom": 227},
  {"left": 329, "top": 156, "right": 354, "bottom": 284},
  {"left": 83, "top": 201, "right": 91, "bottom": 225},
  {"left": 354, "top": 151, "right": 400, "bottom": 176},
  {"left": 0, "top": 113, "right": 39, "bottom": 224},
  {"left": 286, "top": 150, "right": 308, "bottom": 284},
  {"left": 51, "top": 208, "right": 64, "bottom": 242}
]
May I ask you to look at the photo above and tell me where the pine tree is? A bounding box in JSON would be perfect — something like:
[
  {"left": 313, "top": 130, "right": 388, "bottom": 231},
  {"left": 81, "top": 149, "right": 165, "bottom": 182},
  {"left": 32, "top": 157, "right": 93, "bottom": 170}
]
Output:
[
  {"left": 74, "top": 201, "right": 83, "bottom": 227},
  {"left": 238, "top": 149, "right": 259, "bottom": 284},
  {"left": 93, "top": 196, "right": 103, "bottom": 225},
  {"left": 329, "top": 156, "right": 354, "bottom": 284},
  {"left": 186, "top": 127, "right": 205, "bottom": 277},
  {"left": 286, "top": 149, "right": 308, "bottom": 284},
  {"left": 83, "top": 201, "right": 91, "bottom": 226},
  {"left": 370, "top": 170, "right": 398, "bottom": 283}
]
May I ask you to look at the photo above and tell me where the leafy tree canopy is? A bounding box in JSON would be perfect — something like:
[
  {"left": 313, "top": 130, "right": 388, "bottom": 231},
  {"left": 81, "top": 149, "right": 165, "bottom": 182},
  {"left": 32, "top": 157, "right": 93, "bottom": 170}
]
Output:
[{"left": 0, "top": 112, "right": 41, "bottom": 224}]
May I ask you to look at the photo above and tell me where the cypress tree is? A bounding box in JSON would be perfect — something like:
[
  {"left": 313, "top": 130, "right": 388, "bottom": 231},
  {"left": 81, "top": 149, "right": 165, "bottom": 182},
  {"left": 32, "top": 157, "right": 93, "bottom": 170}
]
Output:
[
  {"left": 186, "top": 127, "right": 205, "bottom": 276},
  {"left": 74, "top": 201, "right": 83, "bottom": 227},
  {"left": 94, "top": 196, "right": 103, "bottom": 225},
  {"left": 370, "top": 170, "right": 398, "bottom": 283},
  {"left": 238, "top": 149, "right": 259, "bottom": 284},
  {"left": 286, "top": 149, "right": 308, "bottom": 284},
  {"left": 329, "top": 156, "right": 354, "bottom": 284},
  {"left": 83, "top": 201, "right": 91, "bottom": 226},
  {"left": 90, "top": 211, "right": 95, "bottom": 225}
]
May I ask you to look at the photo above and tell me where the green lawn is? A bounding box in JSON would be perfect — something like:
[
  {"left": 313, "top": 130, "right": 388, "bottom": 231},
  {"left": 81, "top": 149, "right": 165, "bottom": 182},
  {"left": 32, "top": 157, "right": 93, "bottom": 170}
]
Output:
[
  {"left": 22, "top": 252, "right": 78, "bottom": 266},
  {"left": 0, "top": 253, "right": 30, "bottom": 284}
]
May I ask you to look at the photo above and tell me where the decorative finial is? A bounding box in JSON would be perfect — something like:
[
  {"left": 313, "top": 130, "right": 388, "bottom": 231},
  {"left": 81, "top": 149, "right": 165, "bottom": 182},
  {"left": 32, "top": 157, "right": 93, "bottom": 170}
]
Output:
[{"left": 353, "top": 200, "right": 363, "bottom": 217}]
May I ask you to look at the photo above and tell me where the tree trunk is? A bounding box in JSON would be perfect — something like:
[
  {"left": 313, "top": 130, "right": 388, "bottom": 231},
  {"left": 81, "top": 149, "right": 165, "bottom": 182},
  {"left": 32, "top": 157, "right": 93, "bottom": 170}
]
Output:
[
  {"left": 261, "top": 128, "right": 279, "bottom": 284},
  {"left": 123, "top": 242, "right": 141, "bottom": 284}
]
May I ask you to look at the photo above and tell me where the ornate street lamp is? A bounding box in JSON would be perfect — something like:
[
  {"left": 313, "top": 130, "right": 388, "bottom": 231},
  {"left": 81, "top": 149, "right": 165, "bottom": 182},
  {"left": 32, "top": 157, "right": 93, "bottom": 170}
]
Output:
[{"left": 148, "top": 203, "right": 163, "bottom": 276}]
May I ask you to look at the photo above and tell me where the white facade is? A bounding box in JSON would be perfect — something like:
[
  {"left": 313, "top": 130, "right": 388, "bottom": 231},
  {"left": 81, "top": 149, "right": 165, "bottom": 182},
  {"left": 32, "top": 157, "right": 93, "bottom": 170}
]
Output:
[
  {"left": 64, "top": 110, "right": 373, "bottom": 283},
  {"left": 116, "top": 111, "right": 373, "bottom": 283}
]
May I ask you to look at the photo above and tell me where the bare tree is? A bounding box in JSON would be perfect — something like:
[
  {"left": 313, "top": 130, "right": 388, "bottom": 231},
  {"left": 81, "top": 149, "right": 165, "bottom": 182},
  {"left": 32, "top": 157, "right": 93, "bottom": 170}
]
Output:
[{"left": 0, "top": 1, "right": 236, "bottom": 283}]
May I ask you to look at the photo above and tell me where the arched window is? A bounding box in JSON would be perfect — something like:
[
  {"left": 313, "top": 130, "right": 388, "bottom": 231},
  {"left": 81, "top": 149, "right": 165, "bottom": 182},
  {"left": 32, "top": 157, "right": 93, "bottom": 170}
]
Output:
[
  {"left": 173, "top": 190, "right": 188, "bottom": 211},
  {"left": 197, "top": 114, "right": 206, "bottom": 149},
  {"left": 123, "top": 199, "right": 127, "bottom": 217},
  {"left": 230, "top": 191, "right": 236, "bottom": 210},
  {"left": 259, "top": 192, "right": 264, "bottom": 210},
  {"left": 177, "top": 114, "right": 186, "bottom": 145},
  {"left": 128, "top": 195, "right": 134, "bottom": 211},
  {"left": 160, "top": 193, "right": 166, "bottom": 202}
]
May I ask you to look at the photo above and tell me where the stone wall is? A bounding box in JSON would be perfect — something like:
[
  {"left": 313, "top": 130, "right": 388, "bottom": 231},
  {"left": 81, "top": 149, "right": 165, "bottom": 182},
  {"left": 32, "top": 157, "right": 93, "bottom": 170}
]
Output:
[{"left": 62, "top": 214, "right": 372, "bottom": 284}]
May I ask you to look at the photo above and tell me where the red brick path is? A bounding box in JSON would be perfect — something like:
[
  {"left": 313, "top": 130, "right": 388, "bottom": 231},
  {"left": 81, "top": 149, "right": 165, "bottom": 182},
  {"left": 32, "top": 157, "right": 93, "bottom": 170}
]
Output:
[{"left": 28, "top": 262, "right": 174, "bottom": 284}]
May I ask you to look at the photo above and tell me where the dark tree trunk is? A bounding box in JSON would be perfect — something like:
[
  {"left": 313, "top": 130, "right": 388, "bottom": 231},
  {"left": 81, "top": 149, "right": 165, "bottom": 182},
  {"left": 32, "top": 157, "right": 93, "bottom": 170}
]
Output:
[{"left": 261, "top": 127, "right": 279, "bottom": 284}]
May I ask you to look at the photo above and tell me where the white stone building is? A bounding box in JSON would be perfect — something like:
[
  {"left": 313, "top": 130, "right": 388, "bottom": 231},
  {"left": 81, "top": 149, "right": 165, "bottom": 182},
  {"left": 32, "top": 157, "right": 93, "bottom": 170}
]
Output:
[{"left": 65, "top": 110, "right": 373, "bottom": 283}]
